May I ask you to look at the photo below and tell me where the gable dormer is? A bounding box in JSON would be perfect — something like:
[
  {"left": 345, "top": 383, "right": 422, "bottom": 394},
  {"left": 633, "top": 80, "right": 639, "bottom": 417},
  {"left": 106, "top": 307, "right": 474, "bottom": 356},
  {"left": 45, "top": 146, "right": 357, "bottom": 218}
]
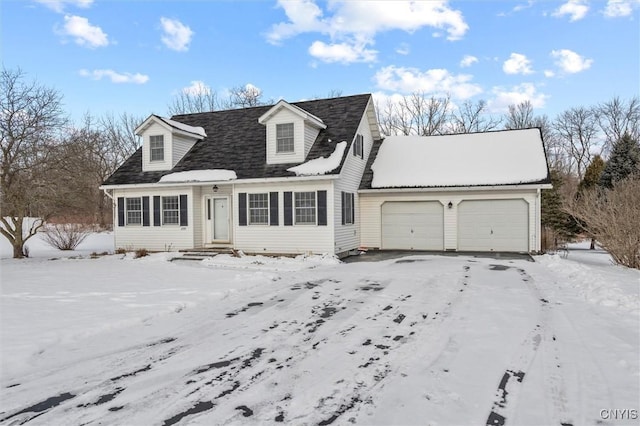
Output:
[
  {"left": 135, "top": 115, "right": 206, "bottom": 172},
  {"left": 258, "top": 100, "right": 327, "bottom": 165}
]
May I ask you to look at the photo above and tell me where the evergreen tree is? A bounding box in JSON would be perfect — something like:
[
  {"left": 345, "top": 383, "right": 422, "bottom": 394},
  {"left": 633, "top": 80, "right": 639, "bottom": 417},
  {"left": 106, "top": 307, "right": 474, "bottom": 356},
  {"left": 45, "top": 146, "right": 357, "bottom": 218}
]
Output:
[
  {"left": 578, "top": 155, "right": 606, "bottom": 194},
  {"left": 542, "top": 169, "right": 578, "bottom": 246},
  {"left": 599, "top": 133, "right": 640, "bottom": 188},
  {"left": 577, "top": 156, "right": 606, "bottom": 249}
]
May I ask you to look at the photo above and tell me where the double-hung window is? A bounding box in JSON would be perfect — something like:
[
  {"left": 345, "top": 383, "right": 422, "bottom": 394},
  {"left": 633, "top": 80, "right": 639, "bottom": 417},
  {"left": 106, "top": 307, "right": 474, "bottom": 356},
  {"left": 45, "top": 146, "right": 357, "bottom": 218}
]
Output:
[
  {"left": 249, "top": 193, "right": 269, "bottom": 225},
  {"left": 150, "top": 135, "right": 164, "bottom": 162},
  {"left": 126, "top": 197, "right": 142, "bottom": 225},
  {"left": 353, "top": 134, "right": 363, "bottom": 158},
  {"left": 276, "top": 123, "right": 294, "bottom": 153},
  {"left": 162, "top": 196, "right": 179, "bottom": 225},
  {"left": 295, "top": 191, "right": 316, "bottom": 224}
]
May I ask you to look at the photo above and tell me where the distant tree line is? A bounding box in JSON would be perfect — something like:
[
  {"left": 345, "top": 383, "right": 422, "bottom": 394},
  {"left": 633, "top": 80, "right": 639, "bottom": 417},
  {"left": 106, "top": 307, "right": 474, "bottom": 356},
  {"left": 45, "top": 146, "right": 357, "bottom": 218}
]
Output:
[{"left": 1, "top": 66, "right": 638, "bottom": 266}]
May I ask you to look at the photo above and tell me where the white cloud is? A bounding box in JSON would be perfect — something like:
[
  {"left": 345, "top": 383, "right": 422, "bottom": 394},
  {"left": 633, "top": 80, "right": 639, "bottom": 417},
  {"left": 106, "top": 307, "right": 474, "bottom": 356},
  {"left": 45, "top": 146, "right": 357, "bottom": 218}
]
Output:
[
  {"left": 35, "top": 0, "right": 92, "bottom": 13},
  {"left": 552, "top": 0, "right": 589, "bottom": 21},
  {"left": 396, "top": 43, "right": 410, "bottom": 56},
  {"left": 267, "top": 0, "right": 468, "bottom": 64},
  {"left": 160, "top": 17, "right": 193, "bottom": 52},
  {"left": 58, "top": 14, "right": 108, "bottom": 48},
  {"left": 551, "top": 49, "right": 593, "bottom": 73},
  {"left": 460, "top": 55, "right": 478, "bottom": 68},
  {"left": 488, "top": 83, "right": 548, "bottom": 112},
  {"left": 374, "top": 65, "right": 482, "bottom": 99},
  {"left": 603, "top": 0, "right": 639, "bottom": 17},
  {"left": 503, "top": 53, "right": 533, "bottom": 75},
  {"left": 309, "top": 40, "right": 377, "bottom": 63},
  {"left": 181, "top": 80, "right": 211, "bottom": 96},
  {"left": 544, "top": 70, "right": 556, "bottom": 78},
  {"left": 497, "top": 1, "right": 534, "bottom": 17},
  {"left": 79, "top": 69, "right": 149, "bottom": 84}
]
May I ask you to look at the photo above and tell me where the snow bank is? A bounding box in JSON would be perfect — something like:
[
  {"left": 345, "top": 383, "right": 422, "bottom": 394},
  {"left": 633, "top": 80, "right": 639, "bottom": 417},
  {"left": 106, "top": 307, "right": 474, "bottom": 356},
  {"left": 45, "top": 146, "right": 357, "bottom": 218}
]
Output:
[
  {"left": 201, "top": 252, "right": 341, "bottom": 271},
  {"left": 371, "top": 129, "right": 548, "bottom": 188},
  {"left": 287, "top": 141, "right": 347, "bottom": 176},
  {"left": 538, "top": 252, "right": 639, "bottom": 313},
  {"left": 159, "top": 169, "right": 237, "bottom": 183}
]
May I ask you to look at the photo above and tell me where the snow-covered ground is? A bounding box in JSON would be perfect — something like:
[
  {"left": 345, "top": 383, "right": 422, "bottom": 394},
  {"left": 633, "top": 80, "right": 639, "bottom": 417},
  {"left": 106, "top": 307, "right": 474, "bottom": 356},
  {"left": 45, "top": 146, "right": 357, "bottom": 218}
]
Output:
[{"left": 0, "top": 234, "right": 638, "bottom": 425}]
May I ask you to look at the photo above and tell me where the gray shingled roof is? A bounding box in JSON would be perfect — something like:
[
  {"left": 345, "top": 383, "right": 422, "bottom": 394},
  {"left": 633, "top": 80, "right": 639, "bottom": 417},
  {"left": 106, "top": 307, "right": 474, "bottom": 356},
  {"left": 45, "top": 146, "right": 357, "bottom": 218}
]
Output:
[{"left": 103, "top": 94, "right": 372, "bottom": 186}]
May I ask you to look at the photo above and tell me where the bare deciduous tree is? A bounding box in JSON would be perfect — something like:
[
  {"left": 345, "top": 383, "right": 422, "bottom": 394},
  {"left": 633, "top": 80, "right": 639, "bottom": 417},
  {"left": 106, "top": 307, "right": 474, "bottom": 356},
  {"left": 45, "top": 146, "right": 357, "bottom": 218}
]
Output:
[
  {"left": 226, "top": 84, "right": 264, "bottom": 109},
  {"left": 504, "top": 100, "right": 535, "bottom": 129},
  {"left": 0, "top": 67, "right": 68, "bottom": 258},
  {"left": 594, "top": 96, "right": 640, "bottom": 155},
  {"left": 449, "top": 99, "right": 501, "bottom": 133},
  {"left": 167, "top": 87, "right": 220, "bottom": 115},
  {"left": 554, "top": 107, "right": 600, "bottom": 178}
]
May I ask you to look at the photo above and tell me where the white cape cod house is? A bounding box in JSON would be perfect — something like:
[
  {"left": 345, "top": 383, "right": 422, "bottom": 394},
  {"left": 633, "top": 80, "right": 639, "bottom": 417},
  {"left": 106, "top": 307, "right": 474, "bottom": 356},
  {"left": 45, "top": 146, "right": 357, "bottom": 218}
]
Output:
[{"left": 101, "top": 94, "right": 551, "bottom": 256}]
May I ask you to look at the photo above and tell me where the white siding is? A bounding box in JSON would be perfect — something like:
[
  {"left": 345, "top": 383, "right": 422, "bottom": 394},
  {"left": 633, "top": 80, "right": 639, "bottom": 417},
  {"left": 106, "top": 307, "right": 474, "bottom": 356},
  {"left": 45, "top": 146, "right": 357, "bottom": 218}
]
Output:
[
  {"left": 304, "top": 125, "right": 320, "bottom": 159},
  {"left": 113, "top": 187, "right": 195, "bottom": 251},
  {"left": 141, "top": 122, "right": 172, "bottom": 172},
  {"left": 233, "top": 180, "right": 334, "bottom": 254},
  {"left": 172, "top": 134, "right": 197, "bottom": 167},
  {"left": 265, "top": 109, "right": 305, "bottom": 165},
  {"left": 359, "top": 189, "right": 539, "bottom": 252},
  {"left": 333, "top": 112, "right": 375, "bottom": 254}
]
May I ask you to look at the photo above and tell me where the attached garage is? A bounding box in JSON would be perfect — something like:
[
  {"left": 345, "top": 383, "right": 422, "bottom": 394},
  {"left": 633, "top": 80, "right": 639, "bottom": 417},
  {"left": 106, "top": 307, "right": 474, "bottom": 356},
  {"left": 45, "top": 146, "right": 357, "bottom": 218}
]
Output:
[
  {"left": 359, "top": 129, "right": 552, "bottom": 253},
  {"left": 458, "top": 199, "right": 529, "bottom": 252},
  {"left": 381, "top": 201, "right": 444, "bottom": 250}
]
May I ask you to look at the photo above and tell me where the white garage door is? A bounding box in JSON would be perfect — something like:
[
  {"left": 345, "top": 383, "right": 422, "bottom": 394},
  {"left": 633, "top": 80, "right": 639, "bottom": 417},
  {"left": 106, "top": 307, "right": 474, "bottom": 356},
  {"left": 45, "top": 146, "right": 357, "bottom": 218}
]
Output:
[
  {"left": 458, "top": 199, "right": 529, "bottom": 252},
  {"left": 381, "top": 201, "right": 444, "bottom": 250}
]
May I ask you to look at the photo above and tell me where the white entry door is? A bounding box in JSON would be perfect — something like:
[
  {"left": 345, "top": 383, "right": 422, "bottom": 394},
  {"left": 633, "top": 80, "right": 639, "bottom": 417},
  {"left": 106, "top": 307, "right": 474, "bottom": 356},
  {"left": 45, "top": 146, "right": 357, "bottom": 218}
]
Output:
[
  {"left": 213, "top": 198, "right": 229, "bottom": 241},
  {"left": 204, "top": 196, "right": 229, "bottom": 243}
]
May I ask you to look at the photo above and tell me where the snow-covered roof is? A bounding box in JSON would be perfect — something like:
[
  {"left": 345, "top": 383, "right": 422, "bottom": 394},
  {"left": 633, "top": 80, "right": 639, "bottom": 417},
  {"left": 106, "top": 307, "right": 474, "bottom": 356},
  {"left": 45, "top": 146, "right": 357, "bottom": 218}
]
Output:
[
  {"left": 135, "top": 115, "right": 207, "bottom": 138},
  {"left": 287, "top": 141, "right": 347, "bottom": 176},
  {"left": 156, "top": 116, "right": 207, "bottom": 138},
  {"left": 158, "top": 169, "right": 237, "bottom": 183},
  {"left": 370, "top": 128, "right": 549, "bottom": 188}
]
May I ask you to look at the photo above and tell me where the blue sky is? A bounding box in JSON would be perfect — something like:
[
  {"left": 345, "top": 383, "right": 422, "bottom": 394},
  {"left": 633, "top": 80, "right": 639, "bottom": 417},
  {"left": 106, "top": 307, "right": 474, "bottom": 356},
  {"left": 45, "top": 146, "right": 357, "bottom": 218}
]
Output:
[{"left": 2, "top": 0, "right": 639, "bottom": 123}]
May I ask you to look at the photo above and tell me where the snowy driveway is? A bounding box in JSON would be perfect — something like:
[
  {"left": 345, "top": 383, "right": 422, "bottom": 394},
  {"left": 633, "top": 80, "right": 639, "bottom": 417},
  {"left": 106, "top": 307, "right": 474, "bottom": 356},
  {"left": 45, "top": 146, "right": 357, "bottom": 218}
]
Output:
[{"left": 1, "top": 251, "right": 638, "bottom": 425}]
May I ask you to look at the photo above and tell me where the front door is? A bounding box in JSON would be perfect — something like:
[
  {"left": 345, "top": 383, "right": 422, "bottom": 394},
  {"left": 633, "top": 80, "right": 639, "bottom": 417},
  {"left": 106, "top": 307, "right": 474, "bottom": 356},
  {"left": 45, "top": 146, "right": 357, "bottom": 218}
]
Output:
[{"left": 204, "top": 196, "right": 230, "bottom": 243}]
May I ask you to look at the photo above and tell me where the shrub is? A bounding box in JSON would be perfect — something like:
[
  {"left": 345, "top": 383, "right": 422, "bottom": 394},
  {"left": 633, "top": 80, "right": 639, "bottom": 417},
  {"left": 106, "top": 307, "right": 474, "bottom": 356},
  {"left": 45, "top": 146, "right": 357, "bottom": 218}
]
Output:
[
  {"left": 134, "top": 248, "right": 149, "bottom": 259},
  {"left": 115, "top": 247, "right": 127, "bottom": 255},
  {"left": 42, "top": 223, "right": 92, "bottom": 251},
  {"left": 565, "top": 177, "right": 640, "bottom": 269}
]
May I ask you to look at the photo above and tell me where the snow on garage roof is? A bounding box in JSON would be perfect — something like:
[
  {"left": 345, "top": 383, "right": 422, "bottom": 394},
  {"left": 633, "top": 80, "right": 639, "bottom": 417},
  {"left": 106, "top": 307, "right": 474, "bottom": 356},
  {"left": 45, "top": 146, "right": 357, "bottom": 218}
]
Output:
[{"left": 370, "top": 128, "right": 550, "bottom": 188}]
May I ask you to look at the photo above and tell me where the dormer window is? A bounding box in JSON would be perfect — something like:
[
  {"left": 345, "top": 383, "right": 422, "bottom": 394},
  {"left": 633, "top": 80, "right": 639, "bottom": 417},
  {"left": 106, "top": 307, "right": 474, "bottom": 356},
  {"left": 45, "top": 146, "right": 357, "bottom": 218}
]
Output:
[
  {"left": 150, "top": 135, "right": 164, "bottom": 161},
  {"left": 276, "top": 123, "right": 294, "bottom": 153}
]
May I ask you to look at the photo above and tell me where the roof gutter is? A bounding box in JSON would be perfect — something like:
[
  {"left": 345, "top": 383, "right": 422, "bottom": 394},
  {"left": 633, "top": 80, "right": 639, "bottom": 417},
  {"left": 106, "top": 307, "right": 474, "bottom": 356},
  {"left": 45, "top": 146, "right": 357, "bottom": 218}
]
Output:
[
  {"left": 359, "top": 183, "right": 553, "bottom": 194},
  {"left": 100, "top": 174, "right": 339, "bottom": 191}
]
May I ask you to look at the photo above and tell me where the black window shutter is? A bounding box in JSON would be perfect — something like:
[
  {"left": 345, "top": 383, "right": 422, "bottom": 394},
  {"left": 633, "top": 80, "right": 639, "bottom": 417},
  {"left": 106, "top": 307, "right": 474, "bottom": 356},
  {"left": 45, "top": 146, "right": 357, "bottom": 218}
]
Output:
[
  {"left": 179, "top": 194, "right": 188, "bottom": 226},
  {"left": 117, "top": 197, "right": 125, "bottom": 227},
  {"left": 269, "top": 192, "right": 279, "bottom": 226},
  {"left": 341, "top": 192, "right": 346, "bottom": 225},
  {"left": 360, "top": 135, "right": 364, "bottom": 158},
  {"left": 153, "top": 196, "right": 161, "bottom": 226},
  {"left": 284, "top": 192, "right": 293, "bottom": 226},
  {"left": 238, "top": 193, "right": 247, "bottom": 226},
  {"left": 142, "top": 196, "right": 150, "bottom": 226},
  {"left": 317, "top": 190, "right": 327, "bottom": 226},
  {"left": 351, "top": 193, "right": 355, "bottom": 224}
]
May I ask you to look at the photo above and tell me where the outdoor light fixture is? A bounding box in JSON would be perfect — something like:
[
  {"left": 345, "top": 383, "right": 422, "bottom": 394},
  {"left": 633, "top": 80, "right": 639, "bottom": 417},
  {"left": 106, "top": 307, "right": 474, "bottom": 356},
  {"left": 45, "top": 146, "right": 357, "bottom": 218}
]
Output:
[
  {"left": 448, "top": 201, "right": 453, "bottom": 209},
  {"left": 213, "top": 185, "right": 219, "bottom": 193}
]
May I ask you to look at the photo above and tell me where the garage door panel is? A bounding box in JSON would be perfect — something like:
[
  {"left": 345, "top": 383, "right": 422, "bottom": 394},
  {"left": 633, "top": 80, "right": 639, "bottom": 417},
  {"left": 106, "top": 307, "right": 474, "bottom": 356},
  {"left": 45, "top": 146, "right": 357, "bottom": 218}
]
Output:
[
  {"left": 382, "top": 202, "right": 443, "bottom": 250},
  {"left": 458, "top": 199, "right": 528, "bottom": 252}
]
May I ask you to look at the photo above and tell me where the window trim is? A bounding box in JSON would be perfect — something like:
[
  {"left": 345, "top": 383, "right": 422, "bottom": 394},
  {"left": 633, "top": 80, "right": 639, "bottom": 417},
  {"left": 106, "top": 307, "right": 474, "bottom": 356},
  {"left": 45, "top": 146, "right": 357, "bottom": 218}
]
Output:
[
  {"left": 162, "top": 195, "right": 180, "bottom": 225},
  {"left": 125, "top": 197, "right": 142, "bottom": 226},
  {"left": 248, "top": 193, "right": 270, "bottom": 225},
  {"left": 150, "top": 135, "right": 165, "bottom": 162},
  {"left": 294, "top": 191, "right": 317, "bottom": 225},
  {"left": 353, "top": 134, "right": 364, "bottom": 158},
  {"left": 276, "top": 123, "right": 295, "bottom": 154}
]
